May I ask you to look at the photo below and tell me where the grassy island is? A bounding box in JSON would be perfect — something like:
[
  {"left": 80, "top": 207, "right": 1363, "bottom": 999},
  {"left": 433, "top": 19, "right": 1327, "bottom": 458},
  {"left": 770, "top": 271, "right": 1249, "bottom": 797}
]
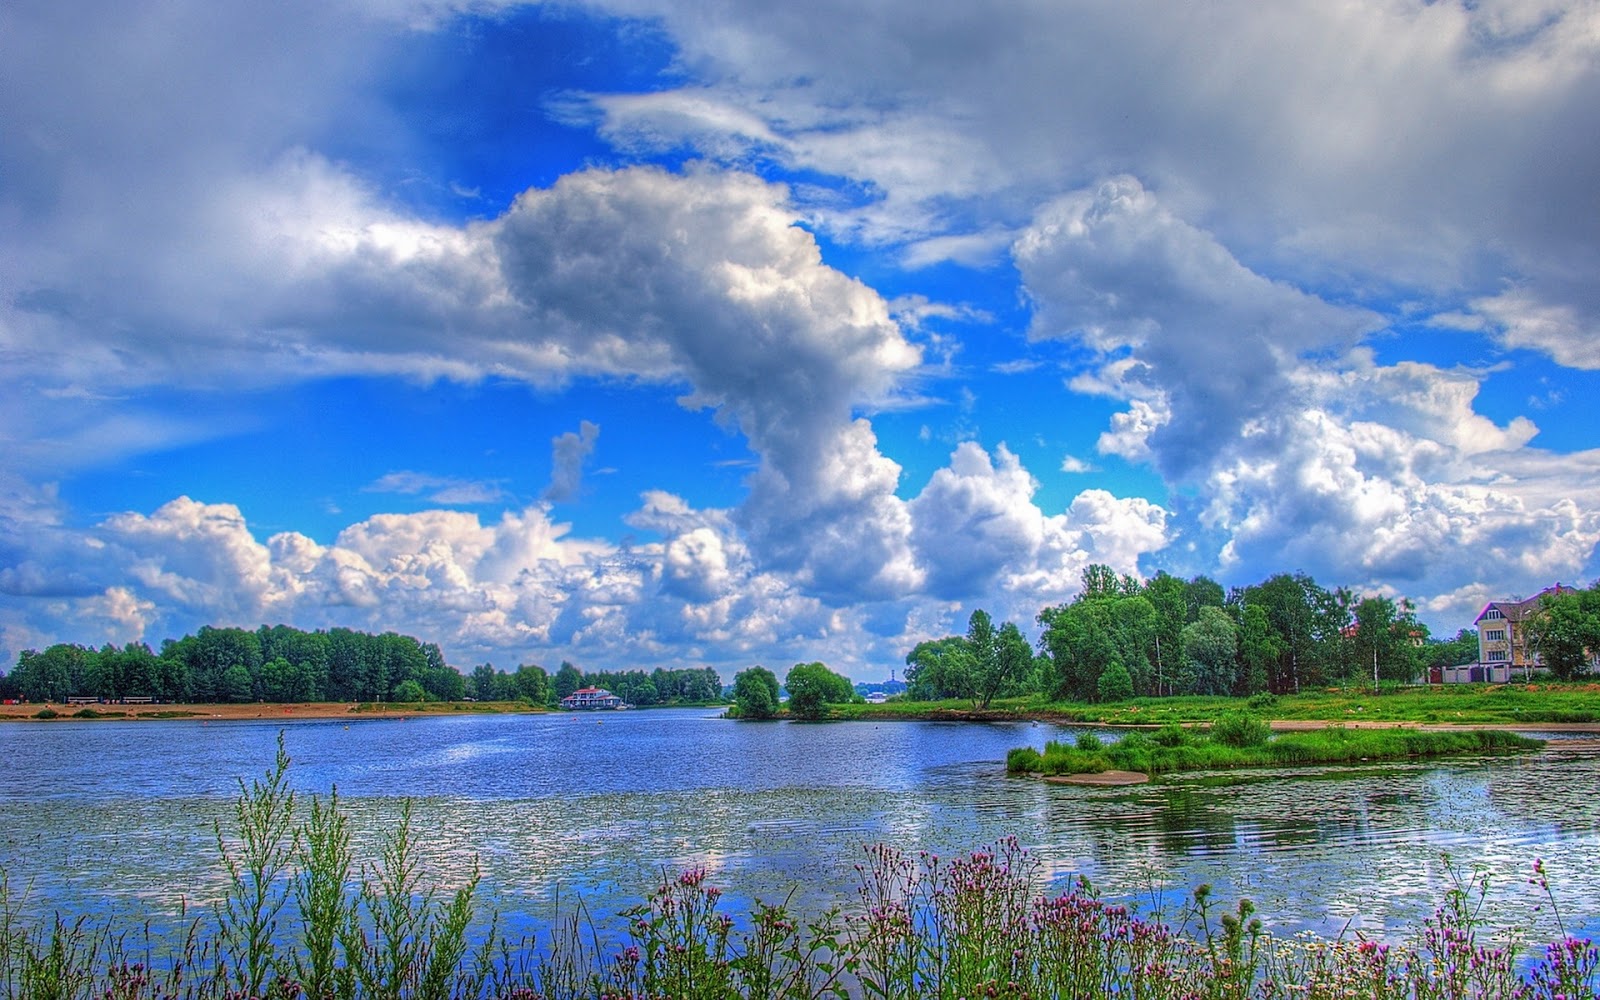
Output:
[{"left": 1006, "top": 710, "right": 1544, "bottom": 778}]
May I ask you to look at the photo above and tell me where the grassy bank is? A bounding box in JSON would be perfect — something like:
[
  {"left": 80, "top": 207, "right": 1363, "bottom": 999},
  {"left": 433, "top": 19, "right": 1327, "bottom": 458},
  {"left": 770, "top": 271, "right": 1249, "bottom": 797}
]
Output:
[
  {"left": 1006, "top": 713, "right": 1545, "bottom": 778},
  {"left": 837, "top": 682, "right": 1600, "bottom": 727},
  {"left": 4, "top": 739, "right": 1595, "bottom": 1000}
]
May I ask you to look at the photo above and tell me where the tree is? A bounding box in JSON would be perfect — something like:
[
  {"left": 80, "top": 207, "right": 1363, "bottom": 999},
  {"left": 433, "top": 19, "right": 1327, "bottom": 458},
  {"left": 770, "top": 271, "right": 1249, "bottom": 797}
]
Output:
[
  {"left": 1425, "top": 629, "right": 1480, "bottom": 671},
  {"left": 1179, "top": 606, "right": 1238, "bottom": 696},
  {"left": 1038, "top": 600, "right": 1118, "bottom": 702},
  {"left": 1184, "top": 576, "right": 1226, "bottom": 621},
  {"left": 904, "top": 636, "right": 973, "bottom": 701},
  {"left": 1352, "top": 595, "right": 1427, "bottom": 686},
  {"left": 1108, "top": 596, "right": 1157, "bottom": 696},
  {"left": 392, "top": 678, "right": 428, "bottom": 703},
  {"left": 1235, "top": 604, "right": 1280, "bottom": 696},
  {"left": 553, "top": 662, "right": 584, "bottom": 701},
  {"left": 11, "top": 645, "right": 92, "bottom": 702},
  {"left": 784, "top": 662, "right": 852, "bottom": 720},
  {"left": 512, "top": 664, "right": 550, "bottom": 704},
  {"left": 732, "top": 666, "right": 781, "bottom": 720},
  {"left": 1240, "top": 573, "right": 1345, "bottom": 693},
  {"left": 1142, "top": 572, "right": 1188, "bottom": 696},
  {"left": 470, "top": 664, "right": 499, "bottom": 701},
  {"left": 220, "top": 663, "right": 255, "bottom": 703},
  {"left": 1526, "top": 587, "right": 1600, "bottom": 680},
  {"left": 965, "top": 610, "right": 1033, "bottom": 709},
  {"left": 1097, "top": 661, "right": 1134, "bottom": 702}
]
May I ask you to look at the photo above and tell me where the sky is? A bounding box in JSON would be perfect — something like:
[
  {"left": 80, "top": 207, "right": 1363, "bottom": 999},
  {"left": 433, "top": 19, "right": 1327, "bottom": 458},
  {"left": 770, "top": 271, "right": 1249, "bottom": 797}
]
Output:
[{"left": 3, "top": 0, "right": 1600, "bottom": 682}]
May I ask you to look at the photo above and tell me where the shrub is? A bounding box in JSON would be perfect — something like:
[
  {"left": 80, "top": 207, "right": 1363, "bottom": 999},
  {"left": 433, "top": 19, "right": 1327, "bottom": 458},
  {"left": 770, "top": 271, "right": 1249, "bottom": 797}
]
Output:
[
  {"left": 1246, "top": 692, "right": 1278, "bottom": 711},
  {"left": 1152, "top": 724, "right": 1192, "bottom": 747},
  {"left": 1075, "top": 731, "right": 1104, "bottom": 752},
  {"left": 34, "top": 707, "right": 58, "bottom": 719},
  {"left": 1006, "top": 746, "right": 1044, "bottom": 772},
  {"left": 1211, "top": 710, "right": 1271, "bottom": 748}
]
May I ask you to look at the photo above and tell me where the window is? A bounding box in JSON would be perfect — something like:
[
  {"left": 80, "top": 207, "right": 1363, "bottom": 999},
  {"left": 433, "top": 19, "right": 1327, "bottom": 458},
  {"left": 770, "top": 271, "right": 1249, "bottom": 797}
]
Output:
[
  {"left": 1483, "top": 609, "right": 1504, "bottom": 620},
  {"left": 1483, "top": 629, "right": 1506, "bottom": 641},
  {"left": 1487, "top": 650, "right": 1508, "bottom": 661}
]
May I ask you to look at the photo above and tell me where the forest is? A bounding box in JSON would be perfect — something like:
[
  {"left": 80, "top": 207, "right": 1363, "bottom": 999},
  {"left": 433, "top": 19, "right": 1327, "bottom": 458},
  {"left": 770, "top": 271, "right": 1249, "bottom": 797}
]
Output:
[
  {"left": 0, "top": 624, "right": 721, "bottom": 708},
  {"left": 899, "top": 566, "right": 1586, "bottom": 707}
]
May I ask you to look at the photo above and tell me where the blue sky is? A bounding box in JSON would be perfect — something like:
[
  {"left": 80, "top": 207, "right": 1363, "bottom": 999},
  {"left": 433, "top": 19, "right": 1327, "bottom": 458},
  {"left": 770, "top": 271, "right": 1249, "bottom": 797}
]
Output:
[{"left": 4, "top": 0, "right": 1600, "bottom": 681}]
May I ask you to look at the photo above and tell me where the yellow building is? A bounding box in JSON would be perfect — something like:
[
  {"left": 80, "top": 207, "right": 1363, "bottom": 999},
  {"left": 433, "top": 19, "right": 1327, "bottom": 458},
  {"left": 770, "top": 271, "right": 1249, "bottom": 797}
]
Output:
[{"left": 1454, "top": 584, "right": 1574, "bottom": 683}]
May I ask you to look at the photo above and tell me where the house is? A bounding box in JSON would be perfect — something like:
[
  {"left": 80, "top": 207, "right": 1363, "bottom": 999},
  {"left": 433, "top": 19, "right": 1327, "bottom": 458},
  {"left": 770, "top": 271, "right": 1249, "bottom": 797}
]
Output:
[
  {"left": 1444, "top": 584, "right": 1574, "bottom": 683},
  {"left": 560, "top": 685, "right": 626, "bottom": 710}
]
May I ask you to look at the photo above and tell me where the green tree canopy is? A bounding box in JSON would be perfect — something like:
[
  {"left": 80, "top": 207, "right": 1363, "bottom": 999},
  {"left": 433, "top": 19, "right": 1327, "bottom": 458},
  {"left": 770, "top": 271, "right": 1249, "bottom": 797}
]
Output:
[
  {"left": 783, "top": 662, "right": 852, "bottom": 720},
  {"left": 904, "top": 636, "right": 974, "bottom": 702},
  {"left": 1526, "top": 586, "right": 1600, "bottom": 680},
  {"left": 1179, "top": 606, "right": 1238, "bottom": 696},
  {"left": 732, "top": 666, "right": 781, "bottom": 719},
  {"left": 1096, "top": 660, "right": 1134, "bottom": 702},
  {"left": 1352, "top": 595, "right": 1427, "bottom": 686}
]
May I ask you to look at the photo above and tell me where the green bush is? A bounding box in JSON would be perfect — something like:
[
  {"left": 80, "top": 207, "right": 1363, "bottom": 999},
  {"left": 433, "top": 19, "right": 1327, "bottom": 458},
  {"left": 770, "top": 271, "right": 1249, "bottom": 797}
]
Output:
[
  {"left": 33, "top": 707, "right": 58, "bottom": 719},
  {"left": 1246, "top": 692, "right": 1278, "bottom": 711},
  {"left": 1075, "top": 732, "right": 1105, "bottom": 752},
  {"left": 1152, "top": 724, "right": 1192, "bottom": 747},
  {"left": 1006, "top": 747, "right": 1044, "bottom": 772},
  {"left": 1210, "top": 710, "right": 1271, "bottom": 748}
]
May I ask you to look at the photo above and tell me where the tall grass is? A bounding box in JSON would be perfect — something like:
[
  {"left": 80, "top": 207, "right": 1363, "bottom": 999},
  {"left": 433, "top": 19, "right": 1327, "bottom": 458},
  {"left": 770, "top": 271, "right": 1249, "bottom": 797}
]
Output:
[{"left": 0, "top": 742, "right": 1592, "bottom": 999}]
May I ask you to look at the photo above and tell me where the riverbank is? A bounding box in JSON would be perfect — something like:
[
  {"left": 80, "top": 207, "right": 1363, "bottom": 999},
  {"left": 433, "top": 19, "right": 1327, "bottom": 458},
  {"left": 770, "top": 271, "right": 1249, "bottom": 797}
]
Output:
[
  {"left": 835, "top": 684, "right": 1600, "bottom": 730},
  {"left": 0, "top": 699, "right": 544, "bottom": 722}
]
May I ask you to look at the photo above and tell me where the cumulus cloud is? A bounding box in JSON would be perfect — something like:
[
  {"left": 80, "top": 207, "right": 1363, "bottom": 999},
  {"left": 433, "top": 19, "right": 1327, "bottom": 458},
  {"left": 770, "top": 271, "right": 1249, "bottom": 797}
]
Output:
[
  {"left": 5, "top": 0, "right": 1599, "bottom": 670},
  {"left": 908, "top": 441, "right": 1168, "bottom": 603},
  {"left": 1010, "top": 174, "right": 1598, "bottom": 617},
  {"left": 1015, "top": 176, "right": 1380, "bottom": 477}
]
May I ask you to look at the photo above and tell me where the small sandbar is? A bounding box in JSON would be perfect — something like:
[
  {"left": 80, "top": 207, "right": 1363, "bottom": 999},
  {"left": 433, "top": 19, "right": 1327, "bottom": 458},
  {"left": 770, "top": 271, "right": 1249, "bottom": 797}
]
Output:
[{"left": 1042, "top": 769, "right": 1149, "bottom": 786}]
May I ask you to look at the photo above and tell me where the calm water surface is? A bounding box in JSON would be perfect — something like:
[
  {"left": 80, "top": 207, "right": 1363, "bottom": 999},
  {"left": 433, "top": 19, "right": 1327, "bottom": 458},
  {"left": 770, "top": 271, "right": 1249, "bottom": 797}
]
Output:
[{"left": 2, "top": 710, "right": 1597, "bottom": 944}]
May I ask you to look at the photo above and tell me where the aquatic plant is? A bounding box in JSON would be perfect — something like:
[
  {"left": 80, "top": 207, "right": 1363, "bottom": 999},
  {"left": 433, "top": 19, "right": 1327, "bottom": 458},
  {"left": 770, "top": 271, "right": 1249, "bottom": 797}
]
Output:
[{"left": 1, "top": 745, "right": 1592, "bottom": 999}]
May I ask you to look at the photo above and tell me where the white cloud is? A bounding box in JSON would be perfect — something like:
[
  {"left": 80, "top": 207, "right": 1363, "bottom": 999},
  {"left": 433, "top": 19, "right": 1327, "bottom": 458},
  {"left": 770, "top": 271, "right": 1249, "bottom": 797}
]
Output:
[
  {"left": 1470, "top": 287, "right": 1600, "bottom": 370},
  {"left": 1011, "top": 174, "right": 1599, "bottom": 616},
  {"left": 544, "top": 421, "right": 601, "bottom": 503},
  {"left": 1015, "top": 176, "right": 1380, "bottom": 476},
  {"left": 367, "top": 471, "right": 509, "bottom": 506},
  {"left": 908, "top": 441, "right": 1169, "bottom": 603}
]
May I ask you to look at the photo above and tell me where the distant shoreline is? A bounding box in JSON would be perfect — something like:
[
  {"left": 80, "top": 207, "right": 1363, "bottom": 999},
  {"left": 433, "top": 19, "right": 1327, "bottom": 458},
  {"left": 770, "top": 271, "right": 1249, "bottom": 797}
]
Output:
[
  {"left": 0, "top": 700, "right": 543, "bottom": 722},
  {"left": 6, "top": 698, "right": 1600, "bottom": 734}
]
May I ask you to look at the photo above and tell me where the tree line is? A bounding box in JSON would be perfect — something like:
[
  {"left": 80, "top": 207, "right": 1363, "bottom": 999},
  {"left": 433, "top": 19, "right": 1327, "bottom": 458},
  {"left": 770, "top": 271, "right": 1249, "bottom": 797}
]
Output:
[
  {"left": 905, "top": 566, "right": 1494, "bottom": 706},
  {"left": 0, "top": 624, "right": 728, "bottom": 708},
  {"left": 0, "top": 625, "right": 463, "bottom": 705}
]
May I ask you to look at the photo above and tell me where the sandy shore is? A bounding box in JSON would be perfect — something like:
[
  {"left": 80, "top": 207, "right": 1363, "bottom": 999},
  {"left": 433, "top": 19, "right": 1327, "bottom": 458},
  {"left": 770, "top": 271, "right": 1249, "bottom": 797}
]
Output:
[{"left": 1043, "top": 769, "right": 1150, "bottom": 786}]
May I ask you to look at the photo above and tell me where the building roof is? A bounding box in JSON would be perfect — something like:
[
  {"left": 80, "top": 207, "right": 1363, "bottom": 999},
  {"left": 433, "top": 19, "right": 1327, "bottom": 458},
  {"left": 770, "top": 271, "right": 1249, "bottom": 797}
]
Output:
[{"left": 1474, "top": 584, "right": 1573, "bottom": 626}]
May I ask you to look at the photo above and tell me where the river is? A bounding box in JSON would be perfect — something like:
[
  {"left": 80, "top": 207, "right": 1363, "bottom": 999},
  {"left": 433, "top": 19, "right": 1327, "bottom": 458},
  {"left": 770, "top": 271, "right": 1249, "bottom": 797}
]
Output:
[{"left": 2, "top": 710, "right": 1597, "bottom": 946}]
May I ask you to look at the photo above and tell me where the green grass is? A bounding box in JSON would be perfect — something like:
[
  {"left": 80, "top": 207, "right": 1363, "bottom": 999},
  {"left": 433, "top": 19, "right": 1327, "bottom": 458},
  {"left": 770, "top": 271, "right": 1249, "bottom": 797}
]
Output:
[
  {"left": 846, "top": 682, "right": 1600, "bottom": 727},
  {"left": 1007, "top": 716, "right": 1544, "bottom": 777}
]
